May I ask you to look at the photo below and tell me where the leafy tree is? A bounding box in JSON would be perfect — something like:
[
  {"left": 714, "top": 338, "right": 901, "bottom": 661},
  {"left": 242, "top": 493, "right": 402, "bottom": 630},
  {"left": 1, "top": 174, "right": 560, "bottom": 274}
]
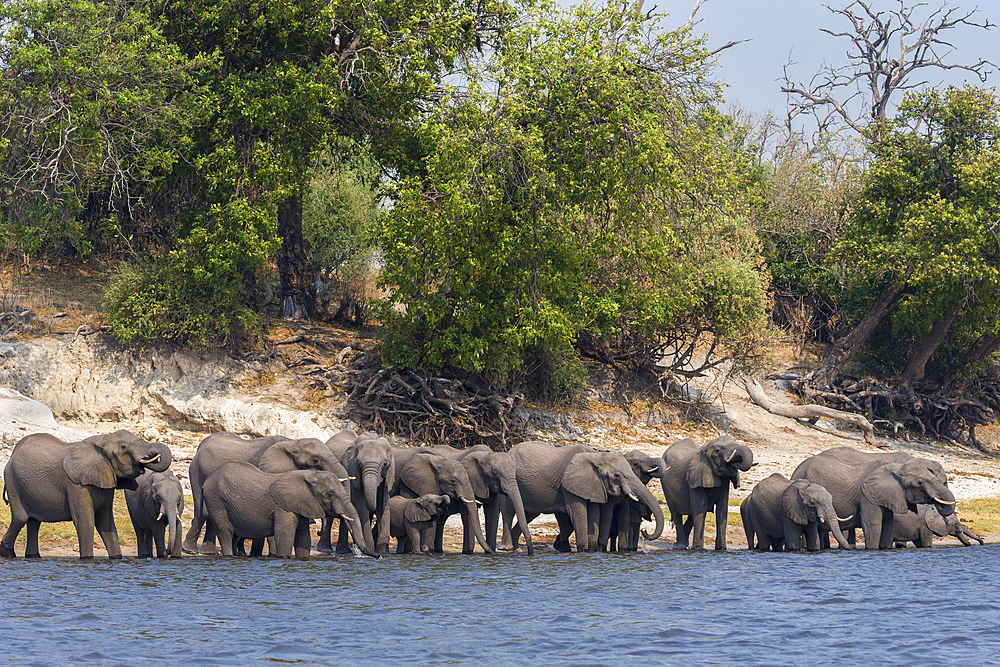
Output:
[
  {"left": 819, "top": 86, "right": 1000, "bottom": 388},
  {"left": 376, "top": 2, "right": 770, "bottom": 399}
]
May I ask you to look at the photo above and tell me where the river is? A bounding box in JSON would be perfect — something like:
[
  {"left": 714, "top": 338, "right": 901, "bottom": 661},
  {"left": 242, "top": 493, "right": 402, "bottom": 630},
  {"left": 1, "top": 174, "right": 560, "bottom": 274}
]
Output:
[{"left": 2, "top": 546, "right": 998, "bottom": 664}]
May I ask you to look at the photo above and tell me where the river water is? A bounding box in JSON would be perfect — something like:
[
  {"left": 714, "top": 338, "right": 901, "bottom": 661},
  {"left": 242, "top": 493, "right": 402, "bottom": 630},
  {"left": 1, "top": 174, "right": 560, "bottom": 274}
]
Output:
[{"left": 2, "top": 546, "right": 998, "bottom": 664}]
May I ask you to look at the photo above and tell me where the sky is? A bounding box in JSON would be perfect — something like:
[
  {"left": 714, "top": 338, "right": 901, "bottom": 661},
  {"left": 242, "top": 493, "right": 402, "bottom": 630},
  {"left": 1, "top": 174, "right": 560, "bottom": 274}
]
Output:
[{"left": 657, "top": 0, "right": 999, "bottom": 120}]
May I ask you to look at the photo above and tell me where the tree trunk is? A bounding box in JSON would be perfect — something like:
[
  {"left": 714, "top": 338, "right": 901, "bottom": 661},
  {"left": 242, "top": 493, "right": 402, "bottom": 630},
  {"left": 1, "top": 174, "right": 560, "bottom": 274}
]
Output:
[
  {"left": 894, "top": 298, "right": 964, "bottom": 388},
  {"left": 277, "top": 194, "right": 314, "bottom": 320},
  {"left": 744, "top": 377, "right": 876, "bottom": 444},
  {"left": 809, "top": 281, "right": 903, "bottom": 389}
]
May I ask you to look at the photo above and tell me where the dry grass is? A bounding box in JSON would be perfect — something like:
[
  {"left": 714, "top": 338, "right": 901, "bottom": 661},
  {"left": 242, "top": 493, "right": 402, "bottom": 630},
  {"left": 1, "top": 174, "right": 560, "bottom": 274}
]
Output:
[{"left": 955, "top": 497, "right": 1000, "bottom": 536}]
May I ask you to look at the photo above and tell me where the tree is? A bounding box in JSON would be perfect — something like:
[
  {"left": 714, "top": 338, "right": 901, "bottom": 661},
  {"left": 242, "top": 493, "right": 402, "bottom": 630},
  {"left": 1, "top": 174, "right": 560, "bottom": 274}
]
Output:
[
  {"left": 782, "top": 0, "right": 996, "bottom": 134},
  {"left": 375, "top": 2, "right": 770, "bottom": 399}
]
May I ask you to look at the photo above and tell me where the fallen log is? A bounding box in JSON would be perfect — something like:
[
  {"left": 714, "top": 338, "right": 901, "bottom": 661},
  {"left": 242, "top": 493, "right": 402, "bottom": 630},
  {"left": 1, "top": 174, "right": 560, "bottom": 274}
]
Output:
[{"left": 744, "top": 377, "right": 876, "bottom": 445}]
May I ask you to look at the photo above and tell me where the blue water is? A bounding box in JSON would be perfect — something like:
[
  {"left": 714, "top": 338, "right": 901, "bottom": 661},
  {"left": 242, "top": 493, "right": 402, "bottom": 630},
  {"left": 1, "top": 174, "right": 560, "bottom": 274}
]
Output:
[{"left": 2, "top": 546, "right": 999, "bottom": 664}]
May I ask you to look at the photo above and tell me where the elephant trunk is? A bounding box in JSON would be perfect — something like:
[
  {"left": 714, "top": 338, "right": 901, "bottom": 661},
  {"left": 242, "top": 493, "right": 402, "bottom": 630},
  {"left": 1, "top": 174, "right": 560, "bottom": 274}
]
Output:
[
  {"left": 166, "top": 506, "right": 182, "bottom": 558},
  {"left": 634, "top": 481, "right": 663, "bottom": 541},
  {"left": 362, "top": 463, "right": 382, "bottom": 513},
  {"left": 462, "top": 500, "right": 495, "bottom": 554},
  {"left": 140, "top": 443, "right": 173, "bottom": 473},
  {"left": 501, "top": 472, "right": 533, "bottom": 555},
  {"left": 820, "top": 500, "right": 853, "bottom": 550},
  {"left": 342, "top": 504, "right": 380, "bottom": 558},
  {"left": 931, "top": 486, "right": 957, "bottom": 516},
  {"left": 959, "top": 523, "right": 984, "bottom": 546}
]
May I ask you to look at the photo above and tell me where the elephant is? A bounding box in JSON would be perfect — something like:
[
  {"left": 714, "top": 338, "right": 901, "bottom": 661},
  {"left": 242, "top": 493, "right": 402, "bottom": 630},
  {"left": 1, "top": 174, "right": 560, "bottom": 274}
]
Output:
[
  {"left": 740, "top": 473, "right": 854, "bottom": 552},
  {"left": 609, "top": 450, "right": 666, "bottom": 551},
  {"left": 1, "top": 430, "right": 172, "bottom": 559},
  {"left": 184, "top": 432, "right": 341, "bottom": 554},
  {"left": 392, "top": 448, "right": 495, "bottom": 554},
  {"left": 509, "top": 441, "right": 664, "bottom": 553},
  {"left": 125, "top": 470, "right": 184, "bottom": 558},
  {"left": 660, "top": 435, "right": 754, "bottom": 550},
  {"left": 319, "top": 430, "right": 395, "bottom": 555},
  {"left": 388, "top": 493, "right": 451, "bottom": 553},
  {"left": 432, "top": 444, "right": 534, "bottom": 555},
  {"left": 201, "top": 462, "right": 377, "bottom": 558},
  {"left": 792, "top": 447, "right": 957, "bottom": 549},
  {"left": 893, "top": 504, "right": 984, "bottom": 548}
]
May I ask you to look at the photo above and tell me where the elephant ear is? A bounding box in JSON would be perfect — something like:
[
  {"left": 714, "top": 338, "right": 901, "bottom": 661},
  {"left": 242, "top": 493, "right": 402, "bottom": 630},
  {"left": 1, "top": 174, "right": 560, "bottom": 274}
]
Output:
[
  {"left": 861, "top": 465, "right": 909, "bottom": 514},
  {"left": 562, "top": 454, "right": 607, "bottom": 504},
  {"left": 781, "top": 485, "right": 809, "bottom": 525},
  {"left": 270, "top": 472, "right": 325, "bottom": 519},
  {"left": 343, "top": 443, "right": 363, "bottom": 490},
  {"left": 258, "top": 443, "right": 295, "bottom": 473},
  {"left": 400, "top": 454, "right": 442, "bottom": 497},
  {"left": 465, "top": 456, "right": 490, "bottom": 499},
  {"left": 404, "top": 498, "right": 432, "bottom": 523},
  {"left": 686, "top": 449, "right": 720, "bottom": 489},
  {"left": 63, "top": 442, "right": 116, "bottom": 489},
  {"left": 923, "top": 507, "right": 950, "bottom": 537}
]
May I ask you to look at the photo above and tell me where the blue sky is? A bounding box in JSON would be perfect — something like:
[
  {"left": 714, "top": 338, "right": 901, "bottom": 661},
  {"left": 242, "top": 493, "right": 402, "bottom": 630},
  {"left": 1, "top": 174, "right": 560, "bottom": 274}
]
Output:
[{"left": 658, "top": 0, "right": 999, "bottom": 118}]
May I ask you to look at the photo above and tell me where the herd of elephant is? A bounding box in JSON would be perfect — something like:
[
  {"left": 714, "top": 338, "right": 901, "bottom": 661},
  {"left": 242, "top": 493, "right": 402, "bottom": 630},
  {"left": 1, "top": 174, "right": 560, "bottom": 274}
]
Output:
[{"left": 0, "top": 427, "right": 984, "bottom": 559}]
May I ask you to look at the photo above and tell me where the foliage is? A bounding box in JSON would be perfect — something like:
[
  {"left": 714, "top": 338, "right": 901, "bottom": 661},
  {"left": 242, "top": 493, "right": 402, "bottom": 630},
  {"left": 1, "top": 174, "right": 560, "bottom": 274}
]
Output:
[
  {"left": 376, "top": 2, "right": 770, "bottom": 396},
  {"left": 834, "top": 86, "right": 1000, "bottom": 380},
  {"left": 0, "top": 0, "right": 208, "bottom": 255}
]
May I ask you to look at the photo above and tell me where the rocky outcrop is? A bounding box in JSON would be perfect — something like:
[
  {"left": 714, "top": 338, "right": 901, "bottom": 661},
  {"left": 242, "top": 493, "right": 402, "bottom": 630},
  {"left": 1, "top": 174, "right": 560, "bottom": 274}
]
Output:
[
  {"left": 0, "top": 388, "right": 92, "bottom": 451},
  {"left": 0, "top": 337, "right": 345, "bottom": 451}
]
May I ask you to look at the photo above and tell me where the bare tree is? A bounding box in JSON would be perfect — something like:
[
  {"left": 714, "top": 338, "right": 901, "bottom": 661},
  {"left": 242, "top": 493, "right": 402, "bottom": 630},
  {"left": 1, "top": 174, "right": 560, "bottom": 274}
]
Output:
[{"left": 782, "top": 1, "right": 996, "bottom": 134}]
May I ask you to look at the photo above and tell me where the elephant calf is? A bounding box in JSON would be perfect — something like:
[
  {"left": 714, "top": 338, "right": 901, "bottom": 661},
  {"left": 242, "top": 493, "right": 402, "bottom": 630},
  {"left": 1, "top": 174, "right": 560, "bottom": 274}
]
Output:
[
  {"left": 893, "top": 505, "right": 984, "bottom": 548},
  {"left": 741, "top": 474, "right": 853, "bottom": 552},
  {"left": 388, "top": 494, "right": 450, "bottom": 553},
  {"left": 125, "top": 470, "right": 185, "bottom": 558}
]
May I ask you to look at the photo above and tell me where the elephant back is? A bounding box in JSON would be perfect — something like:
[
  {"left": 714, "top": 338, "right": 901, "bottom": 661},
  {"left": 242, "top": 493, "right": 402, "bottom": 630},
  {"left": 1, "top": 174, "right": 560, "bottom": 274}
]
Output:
[
  {"left": 790, "top": 454, "right": 866, "bottom": 520},
  {"left": 190, "top": 433, "right": 290, "bottom": 488},
  {"left": 746, "top": 474, "right": 790, "bottom": 533},
  {"left": 659, "top": 438, "right": 699, "bottom": 514}
]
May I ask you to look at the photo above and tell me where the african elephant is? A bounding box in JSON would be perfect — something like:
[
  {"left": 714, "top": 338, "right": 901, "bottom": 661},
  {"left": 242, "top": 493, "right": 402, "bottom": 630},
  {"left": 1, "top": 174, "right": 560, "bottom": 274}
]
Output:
[
  {"left": 393, "top": 448, "right": 495, "bottom": 554},
  {"left": 1, "top": 431, "right": 172, "bottom": 559},
  {"left": 388, "top": 493, "right": 451, "bottom": 553},
  {"left": 184, "top": 432, "right": 340, "bottom": 554},
  {"left": 893, "top": 504, "right": 984, "bottom": 548},
  {"left": 792, "top": 447, "right": 957, "bottom": 549},
  {"left": 740, "top": 473, "right": 853, "bottom": 552},
  {"left": 661, "top": 435, "right": 754, "bottom": 550},
  {"left": 432, "top": 444, "right": 534, "bottom": 555},
  {"left": 509, "top": 441, "right": 664, "bottom": 552},
  {"left": 609, "top": 450, "right": 666, "bottom": 551},
  {"left": 320, "top": 430, "right": 395, "bottom": 555},
  {"left": 201, "top": 462, "right": 377, "bottom": 558},
  {"left": 125, "top": 470, "right": 184, "bottom": 558}
]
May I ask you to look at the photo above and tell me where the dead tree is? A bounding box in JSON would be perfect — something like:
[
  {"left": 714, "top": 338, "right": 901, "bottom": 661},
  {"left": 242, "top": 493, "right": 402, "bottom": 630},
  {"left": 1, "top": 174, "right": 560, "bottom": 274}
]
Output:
[{"left": 782, "top": 1, "right": 996, "bottom": 134}]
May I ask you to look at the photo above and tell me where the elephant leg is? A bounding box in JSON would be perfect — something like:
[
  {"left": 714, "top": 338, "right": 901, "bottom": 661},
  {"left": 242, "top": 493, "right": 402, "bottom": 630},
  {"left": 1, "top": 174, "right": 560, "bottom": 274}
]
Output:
[
  {"left": 566, "top": 498, "right": 590, "bottom": 552},
  {"left": 782, "top": 516, "right": 803, "bottom": 551},
  {"left": 200, "top": 521, "right": 220, "bottom": 556},
  {"left": 68, "top": 489, "right": 97, "bottom": 559},
  {"left": 805, "top": 523, "right": 820, "bottom": 552},
  {"left": 375, "top": 508, "right": 391, "bottom": 555},
  {"left": 316, "top": 518, "right": 334, "bottom": 553},
  {"left": 713, "top": 491, "right": 730, "bottom": 550},
  {"left": 24, "top": 518, "right": 41, "bottom": 558},
  {"left": 554, "top": 513, "right": 574, "bottom": 552},
  {"left": 182, "top": 487, "right": 203, "bottom": 554},
  {"left": 847, "top": 528, "right": 856, "bottom": 547},
  {"left": 511, "top": 512, "right": 539, "bottom": 551},
  {"left": 597, "top": 503, "right": 614, "bottom": 552},
  {"left": 499, "top": 496, "right": 515, "bottom": 550},
  {"left": 670, "top": 510, "right": 689, "bottom": 549},
  {"left": 293, "top": 519, "right": 312, "bottom": 558},
  {"left": 249, "top": 539, "right": 265, "bottom": 557},
  {"left": 266, "top": 537, "right": 277, "bottom": 556},
  {"left": 689, "top": 492, "right": 709, "bottom": 550},
  {"left": 0, "top": 517, "right": 25, "bottom": 557},
  {"left": 336, "top": 519, "right": 353, "bottom": 554},
  {"left": 153, "top": 527, "right": 168, "bottom": 558},
  {"left": 406, "top": 523, "right": 424, "bottom": 554},
  {"left": 135, "top": 528, "right": 151, "bottom": 558},
  {"left": 878, "top": 511, "right": 895, "bottom": 550},
  {"left": 585, "top": 502, "right": 601, "bottom": 552},
  {"left": 859, "top": 501, "right": 883, "bottom": 550},
  {"left": 484, "top": 497, "right": 500, "bottom": 552},
  {"left": 461, "top": 508, "right": 475, "bottom": 555},
  {"left": 433, "top": 513, "right": 447, "bottom": 553},
  {"left": 94, "top": 504, "right": 122, "bottom": 559}
]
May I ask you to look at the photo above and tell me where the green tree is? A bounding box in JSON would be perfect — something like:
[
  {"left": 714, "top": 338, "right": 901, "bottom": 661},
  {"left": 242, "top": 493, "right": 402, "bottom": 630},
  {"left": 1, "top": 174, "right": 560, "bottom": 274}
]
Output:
[
  {"left": 376, "top": 2, "right": 770, "bottom": 399},
  {"left": 819, "top": 86, "right": 1000, "bottom": 388}
]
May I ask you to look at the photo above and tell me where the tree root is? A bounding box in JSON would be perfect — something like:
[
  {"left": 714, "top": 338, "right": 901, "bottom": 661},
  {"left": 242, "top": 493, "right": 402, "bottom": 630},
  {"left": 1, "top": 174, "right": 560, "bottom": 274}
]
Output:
[{"left": 744, "top": 378, "right": 876, "bottom": 444}]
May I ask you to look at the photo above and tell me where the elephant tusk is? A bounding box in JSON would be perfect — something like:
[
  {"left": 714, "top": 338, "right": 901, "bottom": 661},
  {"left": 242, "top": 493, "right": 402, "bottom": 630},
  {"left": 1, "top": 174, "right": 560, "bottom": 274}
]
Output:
[
  {"left": 725, "top": 450, "right": 737, "bottom": 463},
  {"left": 749, "top": 462, "right": 760, "bottom": 468},
  {"left": 340, "top": 514, "right": 354, "bottom": 523},
  {"left": 837, "top": 514, "right": 853, "bottom": 523},
  {"left": 645, "top": 467, "right": 658, "bottom": 474},
  {"left": 156, "top": 512, "right": 164, "bottom": 522},
  {"left": 627, "top": 493, "right": 640, "bottom": 502},
  {"left": 338, "top": 478, "right": 351, "bottom": 483},
  {"left": 138, "top": 453, "right": 161, "bottom": 465},
  {"left": 933, "top": 497, "right": 956, "bottom": 506}
]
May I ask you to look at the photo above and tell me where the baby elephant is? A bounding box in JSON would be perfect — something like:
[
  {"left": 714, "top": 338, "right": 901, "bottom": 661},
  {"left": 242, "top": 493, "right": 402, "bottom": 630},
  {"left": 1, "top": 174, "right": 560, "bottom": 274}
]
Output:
[
  {"left": 125, "top": 470, "right": 185, "bottom": 558},
  {"left": 893, "top": 504, "right": 984, "bottom": 548},
  {"left": 389, "top": 494, "right": 451, "bottom": 554},
  {"left": 741, "top": 474, "right": 854, "bottom": 551}
]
